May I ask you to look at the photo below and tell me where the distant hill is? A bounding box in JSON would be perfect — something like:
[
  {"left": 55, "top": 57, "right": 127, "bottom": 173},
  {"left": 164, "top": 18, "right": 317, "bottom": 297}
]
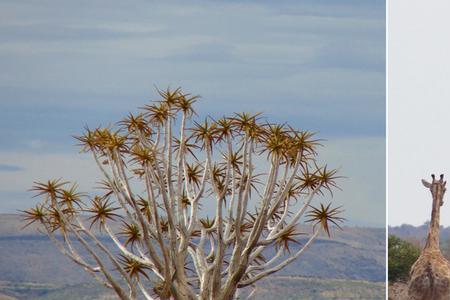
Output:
[
  {"left": 0, "top": 214, "right": 385, "bottom": 299},
  {"left": 0, "top": 277, "right": 385, "bottom": 300},
  {"left": 389, "top": 222, "right": 450, "bottom": 244}
]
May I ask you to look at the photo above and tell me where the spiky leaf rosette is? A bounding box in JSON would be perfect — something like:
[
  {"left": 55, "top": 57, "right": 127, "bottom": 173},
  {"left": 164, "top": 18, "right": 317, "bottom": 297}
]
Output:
[
  {"left": 118, "top": 221, "right": 142, "bottom": 248},
  {"left": 85, "top": 196, "right": 122, "bottom": 230},
  {"left": 59, "top": 184, "right": 85, "bottom": 210},
  {"left": 30, "top": 179, "right": 69, "bottom": 200},
  {"left": 21, "top": 204, "right": 47, "bottom": 228},
  {"left": 274, "top": 227, "right": 305, "bottom": 253},
  {"left": 118, "top": 255, "right": 150, "bottom": 281},
  {"left": 305, "top": 203, "right": 345, "bottom": 237}
]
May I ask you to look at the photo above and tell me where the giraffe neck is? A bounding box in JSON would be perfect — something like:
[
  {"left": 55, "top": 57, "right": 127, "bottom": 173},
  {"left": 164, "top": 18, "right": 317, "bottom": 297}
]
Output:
[{"left": 425, "top": 195, "right": 442, "bottom": 250}]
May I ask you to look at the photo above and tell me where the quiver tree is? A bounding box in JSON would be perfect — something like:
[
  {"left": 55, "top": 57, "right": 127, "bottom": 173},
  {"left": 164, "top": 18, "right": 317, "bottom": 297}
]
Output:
[{"left": 23, "top": 87, "right": 344, "bottom": 300}]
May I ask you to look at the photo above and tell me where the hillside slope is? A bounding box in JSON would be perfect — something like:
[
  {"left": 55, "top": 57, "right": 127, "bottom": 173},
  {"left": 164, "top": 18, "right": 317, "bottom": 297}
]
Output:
[{"left": 0, "top": 214, "right": 385, "bottom": 298}]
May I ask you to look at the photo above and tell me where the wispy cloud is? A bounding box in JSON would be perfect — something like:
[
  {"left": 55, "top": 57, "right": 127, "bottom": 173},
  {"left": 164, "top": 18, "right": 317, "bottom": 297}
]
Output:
[{"left": 0, "top": 164, "right": 23, "bottom": 172}]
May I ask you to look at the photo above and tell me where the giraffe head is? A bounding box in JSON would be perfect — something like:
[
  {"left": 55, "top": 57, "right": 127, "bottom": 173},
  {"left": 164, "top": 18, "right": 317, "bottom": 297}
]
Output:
[{"left": 422, "top": 174, "right": 447, "bottom": 206}]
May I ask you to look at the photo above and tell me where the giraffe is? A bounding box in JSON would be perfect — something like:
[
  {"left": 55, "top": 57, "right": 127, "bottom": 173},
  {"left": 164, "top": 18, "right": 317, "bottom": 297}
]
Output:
[{"left": 408, "top": 174, "right": 450, "bottom": 300}]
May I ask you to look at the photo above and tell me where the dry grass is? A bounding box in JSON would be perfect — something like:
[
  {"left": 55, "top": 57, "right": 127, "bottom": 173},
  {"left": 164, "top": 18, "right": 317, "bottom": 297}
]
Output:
[{"left": 388, "top": 282, "right": 408, "bottom": 300}]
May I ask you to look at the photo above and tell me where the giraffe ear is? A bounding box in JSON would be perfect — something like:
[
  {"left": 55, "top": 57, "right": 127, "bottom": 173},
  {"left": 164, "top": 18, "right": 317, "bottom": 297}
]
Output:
[{"left": 422, "top": 179, "right": 431, "bottom": 188}]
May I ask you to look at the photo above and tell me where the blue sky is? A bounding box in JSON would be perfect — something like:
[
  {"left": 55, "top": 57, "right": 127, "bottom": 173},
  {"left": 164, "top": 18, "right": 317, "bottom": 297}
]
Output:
[{"left": 0, "top": 0, "right": 385, "bottom": 226}]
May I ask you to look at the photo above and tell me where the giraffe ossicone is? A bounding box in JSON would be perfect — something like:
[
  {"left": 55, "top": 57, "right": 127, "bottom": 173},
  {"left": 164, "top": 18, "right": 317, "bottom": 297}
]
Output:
[{"left": 408, "top": 174, "right": 450, "bottom": 300}]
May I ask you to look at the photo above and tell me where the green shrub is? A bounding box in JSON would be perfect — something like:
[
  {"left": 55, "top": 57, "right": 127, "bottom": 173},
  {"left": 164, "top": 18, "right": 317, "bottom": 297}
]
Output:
[{"left": 388, "top": 235, "right": 421, "bottom": 282}]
